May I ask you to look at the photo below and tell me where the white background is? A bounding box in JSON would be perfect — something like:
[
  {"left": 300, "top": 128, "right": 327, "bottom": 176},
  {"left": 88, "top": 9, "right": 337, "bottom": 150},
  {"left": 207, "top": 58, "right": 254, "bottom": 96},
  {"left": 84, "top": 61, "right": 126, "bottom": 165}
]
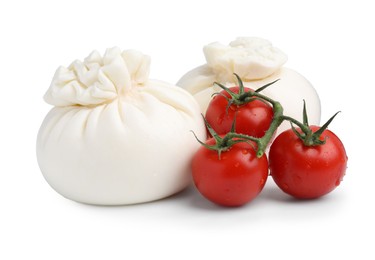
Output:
[{"left": 1, "top": 0, "right": 374, "bottom": 259}]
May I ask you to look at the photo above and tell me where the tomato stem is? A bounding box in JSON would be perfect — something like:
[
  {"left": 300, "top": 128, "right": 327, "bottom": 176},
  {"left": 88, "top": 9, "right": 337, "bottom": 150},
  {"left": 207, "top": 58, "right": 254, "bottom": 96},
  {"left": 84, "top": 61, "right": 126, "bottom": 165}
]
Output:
[
  {"left": 256, "top": 101, "right": 284, "bottom": 157},
  {"left": 199, "top": 75, "right": 286, "bottom": 158},
  {"left": 282, "top": 104, "right": 341, "bottom": 147},
  {"left": 195, "top": 75, "right": 340, "bottom": 158}
]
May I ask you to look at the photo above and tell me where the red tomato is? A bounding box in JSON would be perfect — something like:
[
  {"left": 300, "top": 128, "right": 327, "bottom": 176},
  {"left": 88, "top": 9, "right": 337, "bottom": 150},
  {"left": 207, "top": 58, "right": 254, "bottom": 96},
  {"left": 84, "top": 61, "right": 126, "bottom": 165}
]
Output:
[
  {"left": 205, "top": 86, "right": 273, "bottom": 137},
  {"left": 269, "top": 126, "right": 348, "bottom": 199},
  {"left": 191, "top": 137, "right": 269, "bottom": 207}
]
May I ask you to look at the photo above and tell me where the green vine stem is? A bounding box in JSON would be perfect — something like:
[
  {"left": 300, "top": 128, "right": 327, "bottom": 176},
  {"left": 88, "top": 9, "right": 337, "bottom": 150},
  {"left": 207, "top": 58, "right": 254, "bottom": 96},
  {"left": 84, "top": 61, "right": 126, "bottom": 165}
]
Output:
[
  {"left": 194, "top": 74, "right": 339, "bottom": 159},
  {"left": 220, "top": 88, "right": 284, "bottom": 158}
]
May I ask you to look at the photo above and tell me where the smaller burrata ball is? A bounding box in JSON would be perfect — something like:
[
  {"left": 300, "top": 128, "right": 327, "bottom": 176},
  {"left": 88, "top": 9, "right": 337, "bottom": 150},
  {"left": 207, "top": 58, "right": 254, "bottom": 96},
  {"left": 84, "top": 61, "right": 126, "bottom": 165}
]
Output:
[{"left": 177, "top": 37, "right": 321, "bottom": 135}]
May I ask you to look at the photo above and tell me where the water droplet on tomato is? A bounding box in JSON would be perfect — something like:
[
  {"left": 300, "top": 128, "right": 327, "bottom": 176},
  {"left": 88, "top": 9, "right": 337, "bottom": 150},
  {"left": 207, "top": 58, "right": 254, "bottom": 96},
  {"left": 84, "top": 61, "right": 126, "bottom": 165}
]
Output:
[
  {"left": 260, "top": 178, "right": 265, "bottom": 185},
  {"left": 242, "top": 149, "right": 249, "bottom": 155},
  {"left": 234, "top": 162, "right": 240, "bottom": 168},
  {"left": 282, "top": 183, "right": 289, "bottom": 190},
  {"left": 335, "top": 179, "right": 341, "bottom": 187}
]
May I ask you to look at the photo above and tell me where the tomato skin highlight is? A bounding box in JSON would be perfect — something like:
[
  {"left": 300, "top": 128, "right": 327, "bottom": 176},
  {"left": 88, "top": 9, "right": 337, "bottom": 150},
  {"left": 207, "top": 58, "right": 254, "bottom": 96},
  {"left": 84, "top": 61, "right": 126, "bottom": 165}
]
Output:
[
  {"left": 269, "top": 126, "right": 348, "bottom": 199},
  {"left": 205, "top": 87, "right": 273, "bottom": 138},
  {"left": 191, "top": 137, "right": 269, "bottom": 207}
]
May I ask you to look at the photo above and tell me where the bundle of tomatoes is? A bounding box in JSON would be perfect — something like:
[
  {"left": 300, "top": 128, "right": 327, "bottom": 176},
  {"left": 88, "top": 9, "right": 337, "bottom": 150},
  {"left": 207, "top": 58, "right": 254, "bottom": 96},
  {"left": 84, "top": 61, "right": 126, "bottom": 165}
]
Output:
[{"left": 191, "top": 74, "right": 348, "bottom": 207}]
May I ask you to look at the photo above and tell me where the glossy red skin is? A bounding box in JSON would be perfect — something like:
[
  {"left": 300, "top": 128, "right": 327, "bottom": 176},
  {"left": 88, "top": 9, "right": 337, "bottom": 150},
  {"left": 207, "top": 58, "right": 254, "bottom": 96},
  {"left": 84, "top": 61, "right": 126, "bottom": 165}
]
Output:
[
  {"left": 205, "top": 86, "right": 273, "bottom": 138},
  {"left": 191, "top": 137, "right": 269, "bottom": 207},
  {"left": 269, "top": 126, "right": 348, "bottom": 199}
]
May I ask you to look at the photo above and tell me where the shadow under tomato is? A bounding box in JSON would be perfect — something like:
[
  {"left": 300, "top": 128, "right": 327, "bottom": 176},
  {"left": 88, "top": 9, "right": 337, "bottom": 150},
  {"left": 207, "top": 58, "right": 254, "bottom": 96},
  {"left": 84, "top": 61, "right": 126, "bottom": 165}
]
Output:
[
  {"left": 187, "top": 186, "right": 236, "bottom": 211},
  {"left": 259, "top": 182, "right": 335, "bottom": 204},
  {"left": 185, "top": 184, "right": 270, "bottom": 211}
]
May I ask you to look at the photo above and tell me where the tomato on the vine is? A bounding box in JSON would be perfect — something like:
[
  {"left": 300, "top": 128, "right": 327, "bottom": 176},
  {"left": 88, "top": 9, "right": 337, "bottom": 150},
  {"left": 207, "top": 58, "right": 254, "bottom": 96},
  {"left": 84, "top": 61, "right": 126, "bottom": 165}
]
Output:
[
  {"left": 269, "top": 126, "right": 348, "bottom": 199},
  {"left": 191, "top": 137, "right": 269, "bottom": 207},
  {"left": 205, "top": 86, "right": 273, "bottom": 138},
  {"left": 192, "top": 75, "right": 348, "bottom": 205}
]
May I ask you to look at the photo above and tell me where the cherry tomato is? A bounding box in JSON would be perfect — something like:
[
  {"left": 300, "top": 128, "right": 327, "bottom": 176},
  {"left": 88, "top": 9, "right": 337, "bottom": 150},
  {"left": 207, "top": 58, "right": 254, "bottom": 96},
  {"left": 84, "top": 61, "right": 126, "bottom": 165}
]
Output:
[
  {"left": 191, "top": 137, "right": 269, "bottom": 207},
  {"left": 269, "top": 126, "right": 348, "bottom": 199},
  {"left": 205, "top": 86, "right": 273, "bottom": 137}
]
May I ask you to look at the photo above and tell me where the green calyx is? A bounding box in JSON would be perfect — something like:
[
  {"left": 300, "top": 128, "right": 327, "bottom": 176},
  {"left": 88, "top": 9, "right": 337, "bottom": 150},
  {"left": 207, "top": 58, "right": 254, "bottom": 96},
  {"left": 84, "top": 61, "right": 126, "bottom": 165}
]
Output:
[
  {"left": 194, "top": 75, "right": 285, "bottom": 159},
  {"left": 192, "top": 115, "right": 259, "bottom": 159},
  {"left": 282, "top": 100, "right": 340, "bottom": 146},
  {"left": 213, "top": 73, "right": 280, "bottom": 108},
  {"left": 194, "top": 74, "right": 340, "bottom": 159}
]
